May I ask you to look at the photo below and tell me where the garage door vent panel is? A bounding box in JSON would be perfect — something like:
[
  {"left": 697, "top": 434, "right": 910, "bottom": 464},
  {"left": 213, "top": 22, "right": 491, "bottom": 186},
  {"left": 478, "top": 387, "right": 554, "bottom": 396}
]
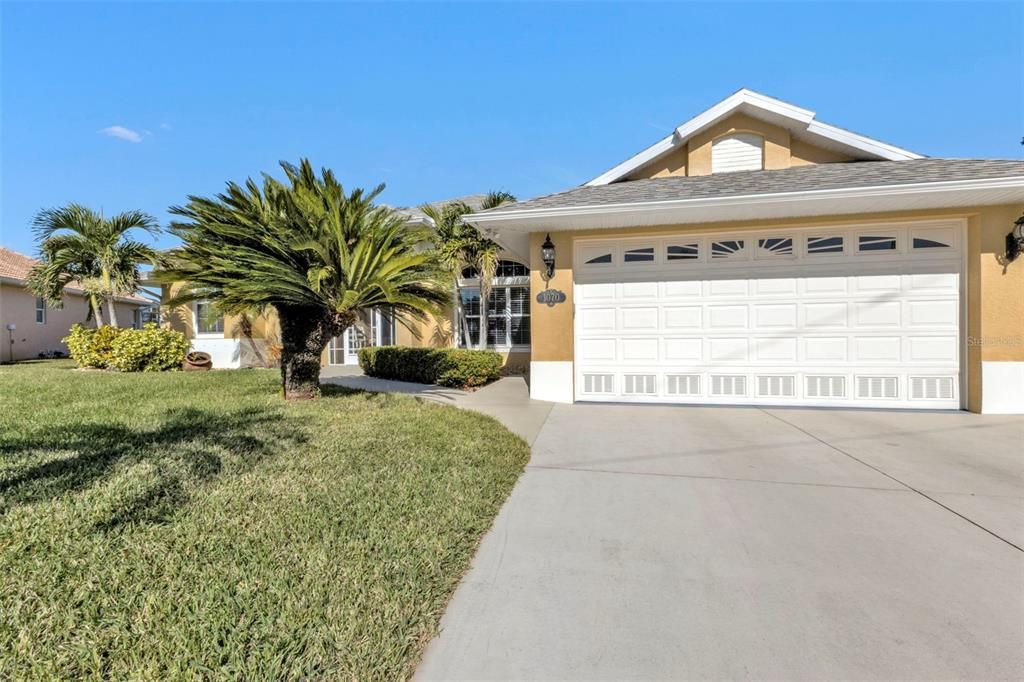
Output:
[
  {"left": 910, "top": 376, "right": 955, "bottom": 400},
  {"left": 666, "top": 374, "right": 701, "bottom": 396},
  {"left": 583, "top": 374, "right": 615, "bottom": 394},
  {"left": 757, "top": 375, "right": 796, "bottom": 398},
  {"left": 711, "top": 375, "right": 747, "bottom": 397},
  {"left": 806, "top": 375, "right": 846, "bottom": 399},
  {"left": 856, "top": 376, "right": 899, "bottom": 400},
  {"left": 623, "top": 374, "right": 657, "bottom": 395}
]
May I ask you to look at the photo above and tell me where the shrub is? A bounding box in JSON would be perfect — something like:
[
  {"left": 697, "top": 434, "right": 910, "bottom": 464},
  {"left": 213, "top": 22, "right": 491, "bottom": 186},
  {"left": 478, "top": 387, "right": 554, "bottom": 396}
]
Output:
[
  {"left": 359, "top": 346, "right": 503, "bottom": 389},
  {"left": 109, "top": 324, "right": 190, "bottom": 372},
  {"left": 64, "top": 324, "right": 123, "bottom": 368}
]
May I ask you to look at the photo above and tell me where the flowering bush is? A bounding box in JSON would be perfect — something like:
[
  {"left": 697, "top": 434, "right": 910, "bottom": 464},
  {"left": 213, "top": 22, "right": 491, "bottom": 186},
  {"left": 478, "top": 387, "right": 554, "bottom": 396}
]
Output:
[
  {"left": 109, "top": 324, "right": 189, "bottom": 372},
  {"left": 64, "top": 323, "right": 188, "bottom": 372},
  {"left": 64, "top": 324, "right": 122, "bottom": 368}
]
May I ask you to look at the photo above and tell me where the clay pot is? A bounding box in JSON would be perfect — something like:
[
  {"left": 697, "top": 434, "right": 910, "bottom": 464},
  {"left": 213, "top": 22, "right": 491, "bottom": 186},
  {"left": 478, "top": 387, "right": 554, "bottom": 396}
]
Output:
[{"left": 183, "top": 351, "right": 213, "bottom": 371}]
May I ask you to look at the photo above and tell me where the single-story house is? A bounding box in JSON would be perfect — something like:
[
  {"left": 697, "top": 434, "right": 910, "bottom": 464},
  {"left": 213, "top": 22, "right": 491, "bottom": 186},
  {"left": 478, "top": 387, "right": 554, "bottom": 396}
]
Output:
[
  {"left": 163, "top": 89, "right": 1023, "bottom": 413},
  {"left": 467, "top": 89, "right": 1023, "bottom": 414},
  {"left": 0, "top": 247, "right": 156, "bottom": 362}
]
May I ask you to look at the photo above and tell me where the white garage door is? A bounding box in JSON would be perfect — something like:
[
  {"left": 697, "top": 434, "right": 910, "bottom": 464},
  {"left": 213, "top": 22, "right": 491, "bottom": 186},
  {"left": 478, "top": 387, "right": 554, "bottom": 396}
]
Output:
[{"left": 574, "top": 221, "right": 964, "bottom": 409}]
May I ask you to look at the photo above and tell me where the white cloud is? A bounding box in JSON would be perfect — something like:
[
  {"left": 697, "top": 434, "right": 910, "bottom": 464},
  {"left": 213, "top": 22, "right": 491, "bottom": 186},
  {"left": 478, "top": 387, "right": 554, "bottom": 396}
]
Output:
[
  {"left": 99, "top": 125, "right": 142, "bottom": 143},
  {"left": 159, "top": 122, "right": 171, "bottom": 130}
]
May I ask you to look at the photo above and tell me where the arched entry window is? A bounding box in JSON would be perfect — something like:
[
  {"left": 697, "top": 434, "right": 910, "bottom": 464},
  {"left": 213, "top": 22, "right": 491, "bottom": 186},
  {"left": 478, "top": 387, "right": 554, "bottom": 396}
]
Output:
[{"left": 458, "top": 259, "right": 530, "bottom": 348}]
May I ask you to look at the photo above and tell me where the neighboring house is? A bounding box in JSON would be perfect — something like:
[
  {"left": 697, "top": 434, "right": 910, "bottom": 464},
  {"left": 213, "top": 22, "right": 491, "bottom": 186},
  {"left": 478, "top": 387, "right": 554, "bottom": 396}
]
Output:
[
  {"left": 466, "top": 89, "right": 1024, "bottom": 414},
  {"left": 160, "top": 194, "right": 532, "bottom": 371},
  {"left": 0, "top": 247, "right": 155, "bottom": 362}
]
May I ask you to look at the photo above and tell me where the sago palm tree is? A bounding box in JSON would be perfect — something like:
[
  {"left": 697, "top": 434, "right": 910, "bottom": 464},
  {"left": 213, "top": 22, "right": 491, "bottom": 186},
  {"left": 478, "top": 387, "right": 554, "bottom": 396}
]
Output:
[
  {"left": 28, "top": 204, "right": 160, "bottom": 327},
  {"left": 157, "top": 159, "right": 450, "bottom": 400},
  {"left": 421, "top": 191, "right": 515, "bottom": 349}
]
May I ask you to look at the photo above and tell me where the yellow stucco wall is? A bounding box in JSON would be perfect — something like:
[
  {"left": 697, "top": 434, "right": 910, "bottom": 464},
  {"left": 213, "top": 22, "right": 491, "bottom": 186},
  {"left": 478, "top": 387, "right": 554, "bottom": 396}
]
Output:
[
  {"left": 624, "top": 113, "right": 856, "bottom": 180},
  {"left": 527, "top": 205, "right": 1024, "bottom": 412}
]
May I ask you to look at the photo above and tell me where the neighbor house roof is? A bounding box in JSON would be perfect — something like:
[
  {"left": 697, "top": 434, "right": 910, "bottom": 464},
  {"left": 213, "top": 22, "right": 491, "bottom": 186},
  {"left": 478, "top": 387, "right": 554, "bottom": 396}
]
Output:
[
  {"left": 467, "top": 159, "right": 1024, "bottom": 233},
  {"left": 586, "top": 88, "right": 923, "bottom": 186},
  {"left": 392, "top": 194, "right": 492, "bottom": 226},
  {"left": 0, "top": 247, "right": 154, "bottom": 304}
]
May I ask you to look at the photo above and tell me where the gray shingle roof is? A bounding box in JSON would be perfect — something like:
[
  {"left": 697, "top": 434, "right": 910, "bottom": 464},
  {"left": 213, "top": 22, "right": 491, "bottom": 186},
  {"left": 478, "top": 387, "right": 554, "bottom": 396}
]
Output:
[
  {"left": 478, "top": 159, "right": 1024, "bottom": 215},
  {"left": 393, "top": 194, "right": 490, "bottom": 222}
]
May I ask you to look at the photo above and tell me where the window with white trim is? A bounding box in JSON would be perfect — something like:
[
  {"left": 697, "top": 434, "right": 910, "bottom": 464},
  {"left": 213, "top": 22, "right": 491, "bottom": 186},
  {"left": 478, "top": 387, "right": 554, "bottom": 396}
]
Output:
[
  {"left": 35, "top": 297, "right": 46, "bottom": 325},
  {"left": 458, "top": 260, "right": 530, "bottom": 348},
  {"left": 194, "top": 300, "right": 224, "bottom": 335}
]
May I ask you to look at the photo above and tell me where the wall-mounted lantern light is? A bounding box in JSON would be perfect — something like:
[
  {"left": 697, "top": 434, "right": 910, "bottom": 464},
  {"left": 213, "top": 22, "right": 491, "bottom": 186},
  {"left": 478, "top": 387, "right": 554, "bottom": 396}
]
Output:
[
  {"left": 1007, "top": 214, "right": 1024, "bottom": 263},
  {"left": 541, "top": 234, "right": 556, "bottom": 279}
]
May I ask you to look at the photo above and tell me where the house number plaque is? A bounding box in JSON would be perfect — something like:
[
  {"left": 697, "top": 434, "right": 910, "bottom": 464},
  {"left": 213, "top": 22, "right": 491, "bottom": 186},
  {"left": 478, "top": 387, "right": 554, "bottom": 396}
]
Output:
[{"left": 536, "top": 289, "right": 567, "bottom": 307}]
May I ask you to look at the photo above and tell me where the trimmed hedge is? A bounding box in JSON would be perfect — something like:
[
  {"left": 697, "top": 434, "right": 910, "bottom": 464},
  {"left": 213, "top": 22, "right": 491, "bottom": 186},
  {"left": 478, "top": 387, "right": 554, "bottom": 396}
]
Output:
[
  {"left": 359, "top": 346, "right": 503, "bottom": 388},
  {"left": 64, "top": 323, "right": 189, "bottom": 372}
]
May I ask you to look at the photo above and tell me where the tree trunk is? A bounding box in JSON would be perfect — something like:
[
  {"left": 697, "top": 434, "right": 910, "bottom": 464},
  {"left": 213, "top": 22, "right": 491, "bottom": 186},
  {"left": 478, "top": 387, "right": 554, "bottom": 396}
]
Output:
[
  {"left": 276, "top": 304, "right": 350, "bottom": 400},
  {"left": 106, "top": 298, "right": 119, "bottom": 328},
  {"left": 91, "top": 295, "right": 105, "bottom": 328}
]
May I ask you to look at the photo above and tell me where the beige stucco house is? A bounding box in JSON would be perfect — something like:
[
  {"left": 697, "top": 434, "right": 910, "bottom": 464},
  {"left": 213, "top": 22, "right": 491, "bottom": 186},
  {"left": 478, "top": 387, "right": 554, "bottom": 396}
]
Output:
[
  {"left": 0, "top": 247, "right": 154, "bottom": 362},
  {"left": 163, "top": 89, "right": 1024, "bottom": 413}
]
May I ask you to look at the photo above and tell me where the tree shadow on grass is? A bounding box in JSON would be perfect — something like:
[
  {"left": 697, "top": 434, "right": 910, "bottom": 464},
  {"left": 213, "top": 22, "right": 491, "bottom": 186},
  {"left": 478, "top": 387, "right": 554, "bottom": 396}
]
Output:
[{"left": 0, "top": 406, "right": 306, "bottom": 530}]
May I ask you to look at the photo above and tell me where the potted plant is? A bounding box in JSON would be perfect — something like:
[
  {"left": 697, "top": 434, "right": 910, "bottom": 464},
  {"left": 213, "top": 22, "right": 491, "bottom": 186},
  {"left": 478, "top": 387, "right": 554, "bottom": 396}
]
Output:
[{"left": 183, "top": 350, "right": 213, "bottom": 371}]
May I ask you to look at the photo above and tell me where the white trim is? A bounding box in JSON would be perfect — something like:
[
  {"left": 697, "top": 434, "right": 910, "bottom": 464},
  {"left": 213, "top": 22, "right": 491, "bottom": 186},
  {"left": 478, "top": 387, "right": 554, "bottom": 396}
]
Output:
[
  {"left": 191, "top": 338, "right": 241, "bottom": 369},
  {"left": 585, "top": 88, "right": 921, "bottom": 186},
  {"left": 468, "top": 176, "right": 1024, "bottom": 232},
  {"left": 192, "top": 300, "right": 225, "bottom": 338},
  {"left": 981, "top": 361, "right": 1024, "bottom": 414},
  {"left": 530, "top": 361, "right": 573, "bottom": 403}
]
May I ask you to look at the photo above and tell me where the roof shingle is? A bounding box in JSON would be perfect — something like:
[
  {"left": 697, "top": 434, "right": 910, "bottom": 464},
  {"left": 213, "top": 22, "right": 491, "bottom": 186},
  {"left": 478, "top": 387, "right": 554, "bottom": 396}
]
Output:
[
  {"left": 479, "top": 159, "right": 1024, "bottom": 215},
  {"left": 0, "top": 247, "right": 153, "bottom": 304}
]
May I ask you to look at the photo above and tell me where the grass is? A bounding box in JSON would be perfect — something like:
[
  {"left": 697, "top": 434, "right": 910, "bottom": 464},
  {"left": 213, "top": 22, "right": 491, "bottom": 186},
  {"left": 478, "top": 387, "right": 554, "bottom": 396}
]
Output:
[{"left": 0, "top": 360, "right": 529, "bottom": 680}]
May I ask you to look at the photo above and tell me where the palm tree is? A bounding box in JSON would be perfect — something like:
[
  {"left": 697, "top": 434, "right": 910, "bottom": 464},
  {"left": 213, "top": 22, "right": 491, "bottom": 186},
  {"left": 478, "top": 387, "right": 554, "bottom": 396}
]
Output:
[
  {"left": 28, "top": 204, "right": 160, "bottom": 327},
  {"left": 421, "top": 191, "right": 516, "bottom": 349},
  {"left": 157, "top": 159, "right": 450, "bottom": 400}
]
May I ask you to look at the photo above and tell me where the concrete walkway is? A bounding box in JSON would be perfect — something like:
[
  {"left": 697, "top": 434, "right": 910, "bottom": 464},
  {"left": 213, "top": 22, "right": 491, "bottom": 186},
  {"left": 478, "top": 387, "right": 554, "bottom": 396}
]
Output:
[
  {"left": 415, "top": 403, "right": 1024, "bottom": 680},
  {"left": 320, "top": 366, "right": 553, "bottom": 444}
]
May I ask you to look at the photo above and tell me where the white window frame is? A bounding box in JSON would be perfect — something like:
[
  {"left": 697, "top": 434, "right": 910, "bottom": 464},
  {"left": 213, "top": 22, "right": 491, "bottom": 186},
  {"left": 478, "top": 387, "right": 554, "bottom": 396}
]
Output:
[
  {"left": 457, "top": 260, "right": 530, "bottom": 351},
  {"left": 192, "top": 300, "right": 224, "bottom": 337},
  {"left": 35, "top": 297, "right": 46, "bottom": 325}
]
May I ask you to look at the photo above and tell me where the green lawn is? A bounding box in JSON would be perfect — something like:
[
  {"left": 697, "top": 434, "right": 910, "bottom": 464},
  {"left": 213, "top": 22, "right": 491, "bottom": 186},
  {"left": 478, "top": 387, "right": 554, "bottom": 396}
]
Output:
[{"left": 0, "top": 360, "right": 529, "bottom": 680}]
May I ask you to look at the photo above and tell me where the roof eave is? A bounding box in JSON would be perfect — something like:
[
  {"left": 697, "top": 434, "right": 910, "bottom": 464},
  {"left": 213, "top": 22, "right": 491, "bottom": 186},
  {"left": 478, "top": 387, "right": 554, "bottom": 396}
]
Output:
[{"left": 466, "top": 176, "right": 1024, "bottom": 233}]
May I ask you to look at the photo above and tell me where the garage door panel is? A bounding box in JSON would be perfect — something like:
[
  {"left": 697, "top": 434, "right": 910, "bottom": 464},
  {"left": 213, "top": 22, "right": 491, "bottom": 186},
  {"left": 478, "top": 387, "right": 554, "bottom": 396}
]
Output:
[
  {"left": 754, "top": 304, "right": 797, "bottom": 328},
  {"left": 664, "top": 338, "right": 703, "bottom": 361},
  {"left": 855, "top": 300, "right": 901, "bottom": 327},
  {"left": 574, "top": 222, "right": 963, "bottom": 409},
  {"left": 753, "top": 277, "right": 798, "bottom": 295},
  {"left": 663, "top": 306, "right": 702, "bottom": 330},
  {"left": 804, "top": 337, "right": 849, "bottom": 362},
  {"left": 621, "top": 338, "right": 659, "bottom": 361},
  {"left": 804, "top": 302, "right": 849, "bottom": 328},
  {"left": 853, "top": 337, "right": 902, "bottom": 362},
  {"left": 708, "top": 338, "right": 749, "bottom": 362},
  {"left": 620, "top": 307, "right": 659, "bottom": 330},
  {"left": 707, "top": 305, "right": 748, "bottom": 329},
  {"left": 754, "top": 337, "right": 798, "bottom": 361}
]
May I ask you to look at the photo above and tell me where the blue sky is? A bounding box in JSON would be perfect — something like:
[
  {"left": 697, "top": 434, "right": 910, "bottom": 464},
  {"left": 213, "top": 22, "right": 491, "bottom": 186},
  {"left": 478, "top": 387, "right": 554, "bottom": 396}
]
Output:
[{"left": 2, "top": 1, "right": 1021, "bottom": 254}]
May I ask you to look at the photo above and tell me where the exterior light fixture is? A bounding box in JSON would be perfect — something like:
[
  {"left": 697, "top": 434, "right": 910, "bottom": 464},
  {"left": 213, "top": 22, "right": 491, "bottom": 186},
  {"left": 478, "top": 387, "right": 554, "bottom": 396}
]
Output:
[
  {"left": 541, "top": 234, "right": 556, "bottom": 279},
  {"left": 1007, "top": 214, "right": 1024, "bottom": 263}
]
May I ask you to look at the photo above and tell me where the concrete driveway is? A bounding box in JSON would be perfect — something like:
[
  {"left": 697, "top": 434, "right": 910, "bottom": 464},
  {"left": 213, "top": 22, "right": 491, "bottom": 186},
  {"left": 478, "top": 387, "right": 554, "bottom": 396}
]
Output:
[{"left": 416, "top": 404, "right": 1024, "bottom": 681}]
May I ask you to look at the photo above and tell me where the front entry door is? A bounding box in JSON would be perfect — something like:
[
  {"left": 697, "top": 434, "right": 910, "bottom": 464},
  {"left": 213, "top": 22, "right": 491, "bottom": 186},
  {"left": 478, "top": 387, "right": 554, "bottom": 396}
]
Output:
[{"left": 328, "top": 310, "right": 393, "bottom": 366}]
